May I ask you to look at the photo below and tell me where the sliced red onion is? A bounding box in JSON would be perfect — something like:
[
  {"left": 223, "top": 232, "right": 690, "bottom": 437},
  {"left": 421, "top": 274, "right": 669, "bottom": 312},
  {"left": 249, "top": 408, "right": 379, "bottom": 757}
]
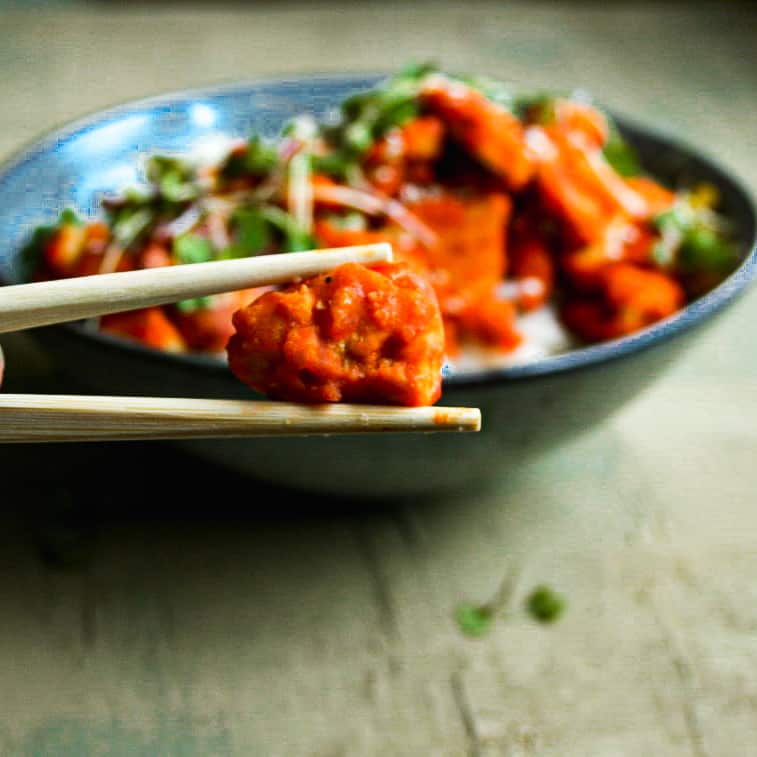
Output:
[{"left": 312, "top": 183, "right": 437, "bottom": 249}]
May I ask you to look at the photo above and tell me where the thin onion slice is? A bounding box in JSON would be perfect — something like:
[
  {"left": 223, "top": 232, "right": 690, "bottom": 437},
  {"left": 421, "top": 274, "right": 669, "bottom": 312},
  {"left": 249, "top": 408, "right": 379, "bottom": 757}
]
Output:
[{"left": 312, "top": 183, "right": 438, "bottom": 249}]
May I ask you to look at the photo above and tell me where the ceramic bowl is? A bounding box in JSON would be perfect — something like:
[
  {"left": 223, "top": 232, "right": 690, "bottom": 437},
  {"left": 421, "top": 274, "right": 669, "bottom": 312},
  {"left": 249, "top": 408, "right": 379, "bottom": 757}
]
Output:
[{"left": 1, "top": 76, "right": 755, "bottom": 496}]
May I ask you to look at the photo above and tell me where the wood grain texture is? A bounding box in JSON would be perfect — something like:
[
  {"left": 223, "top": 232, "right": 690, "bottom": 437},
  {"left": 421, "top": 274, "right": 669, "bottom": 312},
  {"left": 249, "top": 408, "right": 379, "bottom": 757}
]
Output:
[
  {"left": 1, "top": 1, "right": 756, "bottom": 755},
  {"left": 0, "top": 394, "right": 480, "bottom": 442}
]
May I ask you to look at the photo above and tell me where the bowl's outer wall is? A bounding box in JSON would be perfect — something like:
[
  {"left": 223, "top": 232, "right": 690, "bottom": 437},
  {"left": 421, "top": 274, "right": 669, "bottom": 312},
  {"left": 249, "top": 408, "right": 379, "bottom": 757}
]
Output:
[{"left": 2, "top": 76, "right": 756, "bottom": 496}]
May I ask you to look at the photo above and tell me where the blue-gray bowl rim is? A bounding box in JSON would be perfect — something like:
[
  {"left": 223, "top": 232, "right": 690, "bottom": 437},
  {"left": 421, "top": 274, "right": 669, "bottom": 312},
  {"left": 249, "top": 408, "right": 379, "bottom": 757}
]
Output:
[{"left": 1, "top": 73, "right": 755, "bottom": 389}]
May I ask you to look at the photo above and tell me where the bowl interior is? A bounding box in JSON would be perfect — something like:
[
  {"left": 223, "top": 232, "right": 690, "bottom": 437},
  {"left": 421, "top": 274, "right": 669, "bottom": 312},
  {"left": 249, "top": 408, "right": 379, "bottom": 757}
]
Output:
[{"left": 1, "top": 75, "right": 755, "bottom": 386}]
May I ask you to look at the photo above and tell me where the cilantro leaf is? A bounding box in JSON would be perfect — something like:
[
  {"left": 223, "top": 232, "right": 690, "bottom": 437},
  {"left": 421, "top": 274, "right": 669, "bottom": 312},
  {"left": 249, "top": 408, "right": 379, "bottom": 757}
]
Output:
[
  {"left": 230, "top": 207, "right": 273, "bottom": 256},
  {"left": 145, "top": 155, "right": 199, "bottom": 203},
  {"left": 455, "top": 603, "right": 494, "bottom": 638},
  {"left": 312, "top": 152, "right": 353, "bottom": 180},
  {"left": 221, "top": 135, "right": 278, "bottom": 180},
  {"left": 111, "top": 206, "right": 155, "bottom": 248},
  {"left": 396, "top": 61, "right": 439, "bottom": 81},
  {"left": 260, "top": 206, "right": 315, "bottom": 252},
  {"left": 325, "top": 212, "right": 367, "bottom": 231},
  {"left": 525, "top": 585, "right": 566, "bottom": 624},
  {"left": 176, "top": 296, "right": 213, "bottom": 313},
  {"left": 513, "top": 93, "right": 556, "bottom": 124},
  {"left": 58, "top": 208, "right": 83, "bottom": 227},
  {"left": 173, "top": 234, "right": 213, "bottom": 264},
  {"left": 679, "top": 226, "right": 738, "bottom": 275},
  {"left": 334, "top": 70, "right": 428, "bottom": 157},
  {"left": 603, "top": 130, "right": 641, "bottom": 177},
  {"left": 18, "top": 225, "right": 54, "bottom": 281},
  {"left": 652, "top": 200, "right": 738, "bottom": 276}
]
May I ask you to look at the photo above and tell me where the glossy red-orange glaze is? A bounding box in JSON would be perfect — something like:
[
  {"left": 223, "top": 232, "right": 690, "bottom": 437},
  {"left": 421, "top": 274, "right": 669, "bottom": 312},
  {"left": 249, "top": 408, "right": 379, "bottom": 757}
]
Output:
[
  {"left": 172, "top": 290, "right": 260, "bottom": 352},
  {"left": 314, "top": 191, "right": 519, "bottom": 355},
  {"left": 511, "top": 234, "right": 555, "bottom": 312},
  {"left": 405, "top": 191, "right": 519, "bottom": 353},
  {"left": 421, "top": 78, "right": 533, "bottom": 190},
  {"left": 227, "top": 262, "right": 445, "bottom": 406},
  {"left": 101, "top": 308, "right": 187, "bottom": 353},
  {"left": 562, "top": 262, "right": 685, "bottom": 342}
]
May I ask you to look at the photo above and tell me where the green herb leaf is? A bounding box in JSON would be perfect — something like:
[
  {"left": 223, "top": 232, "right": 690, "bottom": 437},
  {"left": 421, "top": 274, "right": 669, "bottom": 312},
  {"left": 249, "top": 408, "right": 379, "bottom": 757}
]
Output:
[
  {"left": 112, "top": 207, "right": 155, "bottom": 248},
  {"left": 260, "top": 206, "right": 315, "bottom": 252},
  {"left": 652, "top": 200, "right": 738, "bottom": 276},
  {"left": 246, "top": 135, "right": 279, "bottom": 175},
  {"left": 326, "top": 212, "right": 367, "bottom": 232},
  {"left": 375, "top": 100, "right": 420, "bottom": 135},
  {"left": 145, "top": 155, "right": 199, "bottom": 203},
  {"left": 396, "top": 61, "right": 439, "bottom": 81},
  {"left": 652, "top": 240, "right": 674, "bottom": 268},
  {"left": 312, "top": 152, "right": 353, "bottom": 180},
  {"left": 334, "top": 68, "right": 429, "bottom": 159},
  {"left": 455, "top": 603, "right": 494, "bottom": 637},
  {"left": 513, "top": 93, "right": 556, "bottom": 124},
  {"left": 176, "top": 296, "right": 213, "bottom": 313},
  {"left": 216, "top": 244, "right": 247, "bottom": 261},
  {"left": 58, "top": 208, "right": 83, "bottom": 227},
  {"left": 230, "top": 207, "right": 272, "bottom": 255},
  {"left": 679, "top": 226, "right": 738, "bottom": 275},
  {"left": 159, "top": 171, "right": 199, "bottom": 203},
  {"left": 145, "top": 155, "right": 193, "bottom": 184},
  {"left": 603, "top": 131, "right": 642, "bottom": 178},
  {"left": 122, "top": 186, "right": 155, "bottom": 204},
  {"left": 653, "top": 203, "right": 693, "bottom": 234},
  {"left": 525, "top": 585, "right": 566, "bottom": 624},
  {"left": 18, "top": 225, "right": 54, "bottom": 281},
  {"left": 220, "top": 136, "right": 278, "bottom": 180},
  {"left": 344, "top": 122, "right": 374, "bottom": 153},
  {"left": 173, "top": 234, "right": 213, "bottom": 264},
  {"left": 341, "top": 90, "right": 376, "bottom": 122}
]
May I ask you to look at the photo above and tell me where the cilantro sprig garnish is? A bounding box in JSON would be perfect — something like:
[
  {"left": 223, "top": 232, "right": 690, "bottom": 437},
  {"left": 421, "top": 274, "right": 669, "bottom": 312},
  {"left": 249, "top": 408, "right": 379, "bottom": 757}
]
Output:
[
  {"left": 525, "top": 585, "right": 566, "bottom": 624},
  {"left": 317, "top": 63, "right": 438, "bottom": 179},
  {"left": 455, "top": 604, "right": 494, "bottom": 637},
  {"left": 652, "top": 196, "right": 738, "bottom": 275},
  {"left": 602, "top": 125, "right": 642, "bottom": 177},
  {"left": 219, "top": 135, "right": 279, "bottom": 181},
  {"left": 455, "top": 579, "right": 567, "bottom": 638},
  {"left": 101, "top": 155, "right": 203, "bottom": 250},
  {"left": 145, "top": 155, "right": 200, "bottom": 203}
]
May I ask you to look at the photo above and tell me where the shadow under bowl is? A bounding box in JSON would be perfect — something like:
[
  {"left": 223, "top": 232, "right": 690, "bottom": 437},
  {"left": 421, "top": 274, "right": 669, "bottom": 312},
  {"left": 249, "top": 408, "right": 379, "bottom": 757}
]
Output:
[{"left": 1, "top": 76, "right": 755, "bottom": 497}]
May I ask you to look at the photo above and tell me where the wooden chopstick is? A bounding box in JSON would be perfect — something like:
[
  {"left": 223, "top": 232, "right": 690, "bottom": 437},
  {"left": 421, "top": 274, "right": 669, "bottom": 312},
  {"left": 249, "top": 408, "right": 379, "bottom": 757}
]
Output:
[
  {"left": 0, "top": 394, "right": 481, "bottom": 442},
  {"left": 0, "top": 243, "right": 392, "bottom": 334},
  {"left": 0, "top": 241, "right": 482, "bottom": 438}
]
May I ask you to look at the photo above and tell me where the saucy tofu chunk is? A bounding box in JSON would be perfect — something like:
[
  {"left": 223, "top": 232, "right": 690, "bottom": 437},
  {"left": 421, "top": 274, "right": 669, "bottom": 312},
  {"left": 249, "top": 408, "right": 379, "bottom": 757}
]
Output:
[{"left": 227, "top": 262, "right": 445, "bottom": 406}]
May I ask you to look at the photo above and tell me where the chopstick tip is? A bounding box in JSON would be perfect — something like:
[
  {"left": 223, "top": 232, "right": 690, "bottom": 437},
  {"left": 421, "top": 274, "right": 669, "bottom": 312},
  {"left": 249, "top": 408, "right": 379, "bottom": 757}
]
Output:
[
  {"left": 433, "top": 406, "right": 481, "bottom": 432},
  {"left": 376, "top": 241, "right": 394, "bottom": 263}
]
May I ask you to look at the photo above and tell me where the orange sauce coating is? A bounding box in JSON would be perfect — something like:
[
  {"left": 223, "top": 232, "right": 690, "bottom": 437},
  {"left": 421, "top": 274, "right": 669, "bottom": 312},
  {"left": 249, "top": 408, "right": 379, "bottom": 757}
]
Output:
[{"left": 227, "top": 262, "right": 445, "bottom": 406}]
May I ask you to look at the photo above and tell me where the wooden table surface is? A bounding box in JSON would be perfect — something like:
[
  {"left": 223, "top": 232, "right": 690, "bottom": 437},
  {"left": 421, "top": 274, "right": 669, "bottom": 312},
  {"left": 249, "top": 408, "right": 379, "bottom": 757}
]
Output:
[{"left": 1, "top": 2, "right": 756, "bottom": 754}]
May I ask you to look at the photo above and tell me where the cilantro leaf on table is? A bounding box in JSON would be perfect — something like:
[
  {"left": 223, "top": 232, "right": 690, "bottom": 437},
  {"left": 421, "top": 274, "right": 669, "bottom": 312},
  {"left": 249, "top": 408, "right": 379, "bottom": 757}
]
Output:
[
  {"left": 455, "top": 603, "right": 494, "bottom": 638},
  {"left": 525, "top": 585, "right": 566, "bottom": 624}
]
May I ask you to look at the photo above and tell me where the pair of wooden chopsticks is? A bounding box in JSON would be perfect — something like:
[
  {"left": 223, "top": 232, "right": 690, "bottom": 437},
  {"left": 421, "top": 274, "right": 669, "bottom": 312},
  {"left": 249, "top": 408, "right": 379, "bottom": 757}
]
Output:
[{"left": 0, "top": 243, "right": 481, "bottom": 441}]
